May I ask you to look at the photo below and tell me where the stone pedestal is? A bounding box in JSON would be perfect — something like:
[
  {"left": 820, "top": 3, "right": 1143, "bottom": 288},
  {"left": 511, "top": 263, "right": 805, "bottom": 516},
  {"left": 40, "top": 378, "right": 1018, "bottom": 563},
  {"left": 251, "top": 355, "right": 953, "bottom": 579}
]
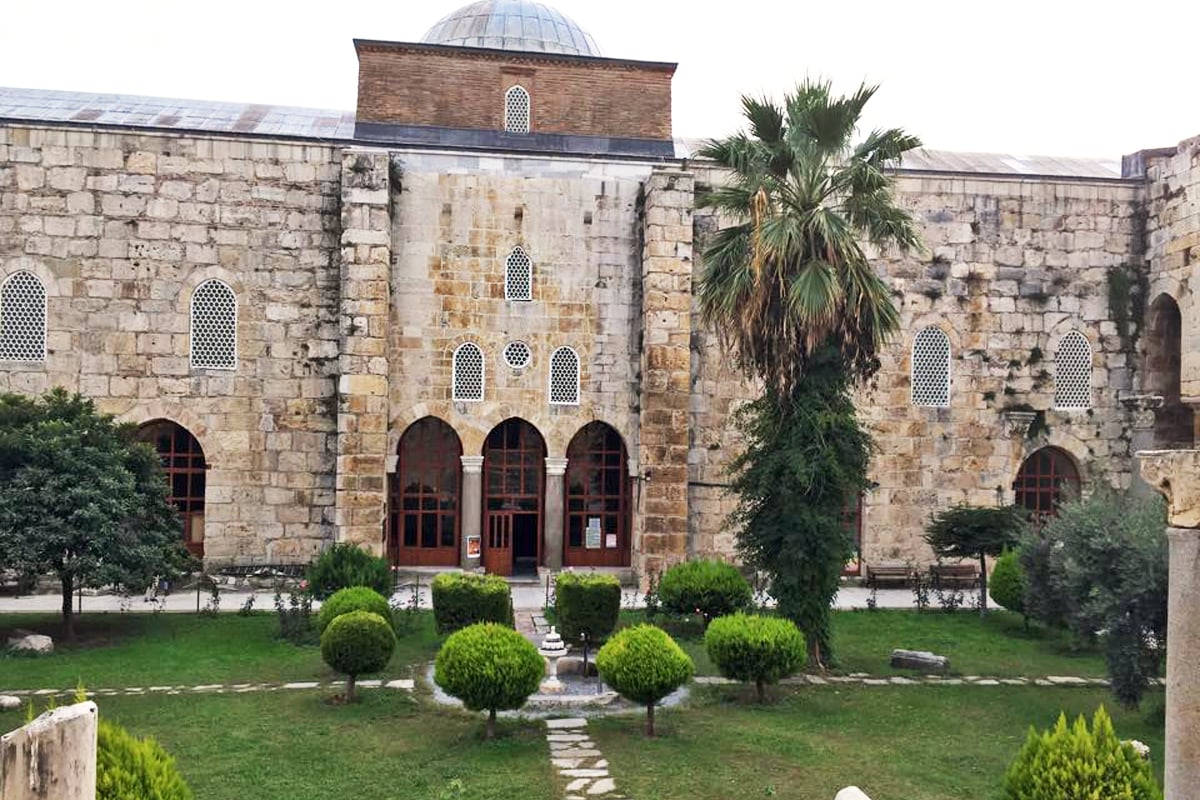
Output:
[
  {"left": 0, "top": 701, "right": 97, "bottom": 800},
  {"left": 460, "top": 456, "right": 484, "bottom": 570},
  {"left": 1123, "top": 395, "right": 1164, "bottom": 497},
  {"left": 543, "top": 457, "right": 568, "bottom": 570}
]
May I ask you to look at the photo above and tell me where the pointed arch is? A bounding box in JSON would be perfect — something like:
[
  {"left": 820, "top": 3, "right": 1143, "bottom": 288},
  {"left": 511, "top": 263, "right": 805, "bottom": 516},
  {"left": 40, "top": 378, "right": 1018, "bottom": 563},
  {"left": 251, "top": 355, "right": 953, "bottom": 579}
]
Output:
[
  {"left": 1146, "top": 294, "right": 1193, "bottom": 446},
  {"left": 564, "top": 421, "right": 631, "bottom": 567},
  {"left": 1054, "top": 330, "right": 1092, "bottom": 409},
  {"left": 189, "top": 279, "right": 237, "bottom": 370},
  {"left": 911, "top": 326, "right": 951, "bottom": 407},
  {"left": 504, "top": 246, "right": 533, "bottom": 301},
  {"left": 549, "top": 346, "right": 580, "bottom": 406},
  {"left": 452, "top": 342, "right": 485, "bottom": 402},
  {"left": 389, "top": 417, "right": 462, "bottom": 567},
  {"left": 504, "top": 85, "right": 531, "bottom": 133},
  {"left": 0, "top": 270, "right": 47, "bottom": 362},
  {"left": 1013, "top": 446, "right": 1081, "bottom": 521},
  {"left": 136, "top": 420, "right": 207, "bottom": 557}
]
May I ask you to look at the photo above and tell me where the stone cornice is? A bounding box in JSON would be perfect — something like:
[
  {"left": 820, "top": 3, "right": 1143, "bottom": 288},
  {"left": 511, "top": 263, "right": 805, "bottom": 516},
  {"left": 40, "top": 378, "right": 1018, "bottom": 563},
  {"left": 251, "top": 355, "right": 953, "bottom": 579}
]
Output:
[{"left": 353, "top": 39, "right": 677, "bottom": 74}]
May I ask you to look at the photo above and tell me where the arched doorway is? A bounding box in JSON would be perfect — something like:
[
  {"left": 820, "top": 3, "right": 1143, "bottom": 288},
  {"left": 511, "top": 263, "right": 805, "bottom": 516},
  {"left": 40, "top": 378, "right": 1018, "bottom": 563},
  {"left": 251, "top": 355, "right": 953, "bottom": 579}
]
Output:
[
  {"left": 564, "top": 422, "right": 631, "bottom": 568},
  {"left": 137, "top": 420, "right": 207, "bottom": 557},
  {"left": 388, "top": 417, "right": 462, "bottom": 567},
  {"left": 1013, "top": 446, "right": 1081, "bottom": 521},
  {"left": 1146, "top": 294, "right": 1193, "bottom": 447},
  {"left": 483, "top": 419, "right": 546, "bottom": 576}
]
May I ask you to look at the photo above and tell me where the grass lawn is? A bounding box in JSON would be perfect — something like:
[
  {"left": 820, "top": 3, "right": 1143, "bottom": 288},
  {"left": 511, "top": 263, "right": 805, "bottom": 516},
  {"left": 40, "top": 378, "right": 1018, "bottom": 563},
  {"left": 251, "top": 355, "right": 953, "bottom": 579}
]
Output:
[
  {"left": 0, "top": 612, "right": 440, "bottom": 690},
  {"left": 626, "top": 609, "right": 1108, "bottom": 678},
  {"left": 589, "top": 685, "right": 1166, "bottom": 800}
]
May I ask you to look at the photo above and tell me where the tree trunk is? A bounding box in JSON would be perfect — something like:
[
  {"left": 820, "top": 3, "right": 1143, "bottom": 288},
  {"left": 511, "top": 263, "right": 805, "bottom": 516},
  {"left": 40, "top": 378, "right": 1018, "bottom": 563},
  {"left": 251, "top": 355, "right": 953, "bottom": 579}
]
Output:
[
  {"left": 756, "top": 678, "right": 766, "bottom": 704},
  {"left": 60, "top": 572, "right": 76, "bottom": 642},
  {"left": 978, "top": 553, "right": 989, "bottom": 619},
  {"left": 646, "top": 702, "right": 656, "bottom": 737},
  {"left": 346, "top": 674, "right": 356, "bottom": 702},
  {"left": 806, "top": 635, "right": 823, "bottom": 672},
  {"left": 486, "top": 708, "right": 497, "bottom": 740}
]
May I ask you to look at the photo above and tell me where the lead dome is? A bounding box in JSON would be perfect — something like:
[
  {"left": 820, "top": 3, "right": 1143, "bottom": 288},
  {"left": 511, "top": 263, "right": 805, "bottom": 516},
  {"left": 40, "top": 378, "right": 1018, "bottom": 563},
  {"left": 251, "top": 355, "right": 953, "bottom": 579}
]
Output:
[{"left": 421, "top": 0, "right": 602, "bottom": 57}]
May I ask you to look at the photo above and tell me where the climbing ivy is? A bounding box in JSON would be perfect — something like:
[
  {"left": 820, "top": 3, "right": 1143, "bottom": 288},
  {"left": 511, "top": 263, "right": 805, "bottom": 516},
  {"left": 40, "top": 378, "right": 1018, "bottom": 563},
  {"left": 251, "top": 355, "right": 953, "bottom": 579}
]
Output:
[{"left": 1106, "top": 265, "right": 1147, "bottom": 354}]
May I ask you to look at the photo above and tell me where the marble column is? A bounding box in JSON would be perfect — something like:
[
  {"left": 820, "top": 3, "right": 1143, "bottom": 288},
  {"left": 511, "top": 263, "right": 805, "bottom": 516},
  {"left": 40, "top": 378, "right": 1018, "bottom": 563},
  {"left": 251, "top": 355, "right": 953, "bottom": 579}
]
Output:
[
  {"left": 460, "top": 456, "right": 484, "bottom": 570},
  {"left": 543, "top": 457, "right": 569, "bottom": 570}
]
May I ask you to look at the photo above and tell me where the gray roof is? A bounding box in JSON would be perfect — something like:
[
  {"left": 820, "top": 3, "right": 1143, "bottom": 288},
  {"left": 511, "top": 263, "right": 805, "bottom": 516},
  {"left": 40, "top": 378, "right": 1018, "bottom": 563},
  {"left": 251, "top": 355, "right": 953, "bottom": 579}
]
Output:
[
  {"left": 421, "top": 0, "right": 601, "bottom": 57},
  {"left": 674, "top": 138, "right": 1123, "bottom": 180},
  {"left": 0, "top": 86, "right": 356, "bottom": 141}
]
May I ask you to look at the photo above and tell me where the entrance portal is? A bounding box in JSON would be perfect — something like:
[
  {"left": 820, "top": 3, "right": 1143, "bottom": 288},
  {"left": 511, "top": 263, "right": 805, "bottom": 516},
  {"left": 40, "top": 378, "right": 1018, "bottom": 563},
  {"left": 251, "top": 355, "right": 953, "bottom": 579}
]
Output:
[{"left": 482, "top": 419, "right": 546, "bottom": 576}]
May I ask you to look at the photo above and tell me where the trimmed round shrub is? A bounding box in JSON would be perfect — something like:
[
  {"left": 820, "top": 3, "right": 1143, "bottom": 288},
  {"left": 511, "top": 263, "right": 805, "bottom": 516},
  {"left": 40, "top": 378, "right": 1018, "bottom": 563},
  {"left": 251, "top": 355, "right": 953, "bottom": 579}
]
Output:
[
  {"left": 305, "top": 543, "right": 392, "bottom": 600},
  {"left": 431, "top": 572, "right": 514, "bottom": 634},
  {"left": 320, "top": 610, "right": 396, "bottom": 700},
  {"left": 97, "top": 719, "right": 194, "bottom": 800},
  {"left": 704, "top": 613, "right": 804, "bottom": 702},
  {"left": 596, "top": 624, "right": 693, "bottom": 736},
  {"left": 657, "top": 559, "right": 752, "bottom": 626},
  {"left": 1002, "top": 706, "right": 1161, "bottom": 799},
  {"left": 990, "top": 549, "right": 1027, "bottom": 617},
  {"left": 317, "top": 586, "right": 392, "bottom": 634},
  {"left": 435, "top": 622, "right": 544, "bottom": 739},
  {"left": 555, "top": 572, "right": 621, "bottom": 645}
]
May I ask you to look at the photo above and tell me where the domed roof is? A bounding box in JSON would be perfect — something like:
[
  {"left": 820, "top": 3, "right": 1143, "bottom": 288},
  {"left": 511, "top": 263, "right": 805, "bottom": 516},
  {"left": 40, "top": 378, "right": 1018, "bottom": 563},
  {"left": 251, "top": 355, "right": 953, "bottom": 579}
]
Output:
[{"left": 422, "top": 0, "right": 601, "bottom": 57}]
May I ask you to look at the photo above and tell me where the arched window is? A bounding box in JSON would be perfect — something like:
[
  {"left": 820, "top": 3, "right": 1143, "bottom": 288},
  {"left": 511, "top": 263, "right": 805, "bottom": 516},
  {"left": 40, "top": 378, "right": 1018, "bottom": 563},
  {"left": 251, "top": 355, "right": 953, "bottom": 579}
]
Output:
[
  {"left": 504, "top": 246, "right": 533, "bottom": 301},
  {"left": 388, "top": 417, "right": 462, "bottom": 567},
  {"left": 549, "top": 346, "right": 580, "bottom": 405},
  {"left": 504, "top": 85, "right": 531, "bottom": 134},
  {"left": 452, "top": 342, "right": 485, "bottom": 402},
  {"left": 0, "top": 271, "right": 46, "bottom": 362},
  {"left": 1146, "top": 295, "right": 1193, "bottom": 446},
  {"left": 911, "top": 327, "right": 950, "bottom": 407},
  {"left": 565, "top": 422, "right": 630, "bottom": 568},
  {"left": 1013, "top": 446, "right": 1080, "bottom": 520},
  {"left": 1055, "top": 331, "right": 1092, "bottom": 409},
  {"left": 190, "top": 279, "right": 237, "bottom": 370},
  {"left": 483, "top": 418, "right": 547, "bottom": 576},
  {"left": 137, "top": 420, "right": 207, "bottom": 557}
]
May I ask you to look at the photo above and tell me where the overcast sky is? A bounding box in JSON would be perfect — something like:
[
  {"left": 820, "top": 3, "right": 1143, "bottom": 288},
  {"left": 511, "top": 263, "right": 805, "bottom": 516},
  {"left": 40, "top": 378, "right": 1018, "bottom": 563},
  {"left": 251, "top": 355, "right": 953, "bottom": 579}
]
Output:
[{"left": 1, "top": 0, "right": 1196, "bottom": 158}]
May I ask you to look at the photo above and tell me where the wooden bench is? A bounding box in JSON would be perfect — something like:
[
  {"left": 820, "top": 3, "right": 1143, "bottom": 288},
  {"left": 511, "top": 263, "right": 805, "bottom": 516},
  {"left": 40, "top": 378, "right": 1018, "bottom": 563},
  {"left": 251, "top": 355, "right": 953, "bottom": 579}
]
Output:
[
  {"left": 865, "top": 562, "right": 912, "bottom": 588},
  {"left": 929, "top": 562, "right": 980, "bottom": 590}
]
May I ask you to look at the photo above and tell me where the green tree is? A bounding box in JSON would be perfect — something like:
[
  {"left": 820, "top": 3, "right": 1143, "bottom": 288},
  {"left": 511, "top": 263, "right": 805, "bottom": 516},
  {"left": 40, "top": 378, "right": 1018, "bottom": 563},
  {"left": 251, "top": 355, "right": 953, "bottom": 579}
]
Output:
[
  {"left": 698, "top": 80, "right": 921, "bottom": 667},
  {"left": 0, "top": 389, "right": 189, "bottom": 639},
  {"left": 924, "top": 504, "right": 1025, "bottom": 617}
]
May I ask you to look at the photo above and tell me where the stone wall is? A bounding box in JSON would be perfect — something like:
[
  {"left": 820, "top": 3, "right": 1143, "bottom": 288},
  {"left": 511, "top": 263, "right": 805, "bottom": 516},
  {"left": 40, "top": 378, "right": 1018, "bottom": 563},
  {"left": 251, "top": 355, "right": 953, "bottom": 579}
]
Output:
[{"left": 0, "top": 124, "right": 343, "bottom": 565}]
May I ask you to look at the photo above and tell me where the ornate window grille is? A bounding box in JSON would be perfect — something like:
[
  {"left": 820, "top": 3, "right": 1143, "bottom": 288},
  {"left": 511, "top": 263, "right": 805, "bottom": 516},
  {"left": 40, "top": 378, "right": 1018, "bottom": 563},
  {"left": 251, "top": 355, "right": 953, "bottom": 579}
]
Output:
[
  {"left": 1055, "top": 331, "right": 1092, "bottom": 409},
  {"left": 503, "top": 341, "right": 532, "bottom": 370},
  {"left": 549, "top": 346, "right": 580, "bottom": 406},
  {"left": 189, "top": 279, "right": 237, "bottom": 370},
  {"left": 453, "top": 342, "right": 485, "bottom": 402},
  {"left": 504, "top": 85, "right": 531, "bottom": 134},
  {"left": 0, "top": 271, "right": 47, "bottom": 362},
  {"left": 504, "top": 246, "right": 533, "bottom": 301},
  {"left": 911, "top": 327, "right": 950, "bottom": 407}
]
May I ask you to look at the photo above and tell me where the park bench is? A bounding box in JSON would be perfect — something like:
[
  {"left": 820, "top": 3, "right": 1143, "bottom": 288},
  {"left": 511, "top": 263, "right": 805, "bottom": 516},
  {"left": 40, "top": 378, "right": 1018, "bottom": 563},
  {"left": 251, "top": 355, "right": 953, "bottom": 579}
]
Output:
[
  {"left": 929, "top": 562, "right": 981, "bottom": 590},
  {"left": 865, "top": 561, "right": 912, "bottom": 588}
]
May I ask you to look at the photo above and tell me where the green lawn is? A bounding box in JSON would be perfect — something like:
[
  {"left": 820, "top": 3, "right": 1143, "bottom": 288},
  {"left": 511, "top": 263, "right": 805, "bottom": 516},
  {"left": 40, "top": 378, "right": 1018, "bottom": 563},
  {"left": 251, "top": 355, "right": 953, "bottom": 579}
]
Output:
[
  {"left": 589, "top": 685, "right": 1165, "bottom": 800},
  {"left": 0, "top": 612, "right": 440, "bottom": 690}
]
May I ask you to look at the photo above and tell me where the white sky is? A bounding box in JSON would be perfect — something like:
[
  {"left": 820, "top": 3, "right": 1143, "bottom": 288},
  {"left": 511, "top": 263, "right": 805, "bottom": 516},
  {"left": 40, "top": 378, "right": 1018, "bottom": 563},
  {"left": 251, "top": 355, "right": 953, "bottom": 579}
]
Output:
[{"left": 1, "top": 0, "right": 1196, "bottom": 158}]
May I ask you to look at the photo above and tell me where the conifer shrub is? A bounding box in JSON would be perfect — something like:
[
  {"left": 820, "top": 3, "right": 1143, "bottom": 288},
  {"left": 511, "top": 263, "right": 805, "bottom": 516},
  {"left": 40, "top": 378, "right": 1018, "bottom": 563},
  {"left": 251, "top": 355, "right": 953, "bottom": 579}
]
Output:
[
  {"left": 1002, "top": 706, "right": 1161, "bottom": 799},
  {"left": 989, "top": 549, "right": 1027, "bottom": 619},
  {"left": 434, "top": 622, "right": 544, "bottom": 739},
  {"left": 555, "top": 572, "right": 621, "bottom": 644},
  {"left": 657, "top": 559, "right": 752, "bottom": 626},
  {"left": 97, "top": 719, "right": 194, "bottom": 800},
  {"left": 320, "top": 610, "right": 396, "bottom": 701},
  {"left": 596, "top": 624, "right": 693, "bottom": 736},
  {"left": 317, "top": 586, "right": 392, "bottom": 633},
  {"left": 704, "top": 613, "right": 805, "bottom": 702},
  {"left": 305, "top": 543, "right": 393, "bottom": 600},
  {"left": 431, "top": 572, "right": 514, "bottom": 634}
]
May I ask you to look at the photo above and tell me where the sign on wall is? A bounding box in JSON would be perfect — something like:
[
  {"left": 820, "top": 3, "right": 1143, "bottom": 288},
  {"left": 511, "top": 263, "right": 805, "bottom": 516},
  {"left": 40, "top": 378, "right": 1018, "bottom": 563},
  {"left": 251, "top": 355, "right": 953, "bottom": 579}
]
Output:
[{"left": 585, "top": 518, "right": 602, "bottom": 549}]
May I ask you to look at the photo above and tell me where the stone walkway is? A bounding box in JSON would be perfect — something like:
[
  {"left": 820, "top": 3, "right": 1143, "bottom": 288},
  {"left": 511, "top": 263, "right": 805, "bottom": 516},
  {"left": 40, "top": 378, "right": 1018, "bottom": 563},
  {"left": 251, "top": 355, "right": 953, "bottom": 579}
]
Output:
[
  {"left": 0, "top": 679, "right": 415, "bottom": 699},
  {"left": 692, "top": 673, "right": 1165, "bottom": 688},
  {"left": 545, "top": 718, "right": 623, "bottom": 799}
]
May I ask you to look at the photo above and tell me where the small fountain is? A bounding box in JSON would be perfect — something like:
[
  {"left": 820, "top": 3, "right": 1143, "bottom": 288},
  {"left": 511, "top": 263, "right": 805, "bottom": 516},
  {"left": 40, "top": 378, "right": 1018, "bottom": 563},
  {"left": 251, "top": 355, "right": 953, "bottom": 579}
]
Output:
[{"left": 537, "top": 626, "right": 568, "bottom": 693}]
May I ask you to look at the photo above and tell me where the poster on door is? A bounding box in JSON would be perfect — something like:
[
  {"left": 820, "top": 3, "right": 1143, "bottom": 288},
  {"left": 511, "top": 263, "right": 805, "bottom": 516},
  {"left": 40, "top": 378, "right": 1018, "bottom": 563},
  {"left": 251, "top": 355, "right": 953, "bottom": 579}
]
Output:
[{"left": 585, "top": 517, "right": 602, "bottom": 549}]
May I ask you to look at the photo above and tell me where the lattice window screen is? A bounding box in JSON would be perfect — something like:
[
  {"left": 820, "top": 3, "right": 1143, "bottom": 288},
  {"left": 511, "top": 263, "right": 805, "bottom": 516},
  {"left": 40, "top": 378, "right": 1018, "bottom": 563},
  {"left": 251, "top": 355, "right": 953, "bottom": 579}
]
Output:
[
  {"left": 0, "top": 271, "right": 46, "bottom": 363},
  {"left": 453, "top": 343, "right": 485, "bottom": 402},
  {"left": 549, "top": 346, "right": 580, "bottom": 405},
  {"left": 190, "top": 279, "right": 237, "bottom": 370},
  {"left": 911, "top": 327, "right": 951, "bottom": 407},
  {"left": 503, "top": 341, "right": 532, "bottom": 370},
  {"left": 1055, "top": 331, "right": 1093, "bottom": 409},
  {"left": 505, "top": 247, "right": 533, "bottom": 300},
  {"left": 504, "top": 85, "right": 531, "bottom": 134}
]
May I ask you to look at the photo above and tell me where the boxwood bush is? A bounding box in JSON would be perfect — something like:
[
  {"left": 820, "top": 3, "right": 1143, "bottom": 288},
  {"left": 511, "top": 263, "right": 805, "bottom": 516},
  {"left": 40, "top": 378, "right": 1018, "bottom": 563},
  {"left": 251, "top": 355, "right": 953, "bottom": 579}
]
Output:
[
  {"left": 1002, "top": 706, "right": 1161, "bottom": 799},
  {"left": 320, "top": 610, "right": 396, "bottom": 701},
  {"left": 305, "top": 543, "right": 393, "bottom": 600},
  {"left": 657, "top": 559, "right": 752, "bottom": 626},
  {"left": 317, "top": 586, "right": 392, "bottom": 634},
  {"left": 97, "top": 718, "right": 194, "bottom": 800},
  {"left": 596, "top": 624, "right": 693, "bottom": 736},
  {"left": 989, "top": 549, "right": 1027, "bottom": 619},
  {"left": 555, "top": 572, "right": 621, "bottom": 645},
  {"left": 435, "top": 622, "right": 545, "bottom": 739},
  {"left": 431, "top": 572, "right": 514, "bottom": 634},
  {"left": 704, "top": 613, "right": 805, "bottom": 702}
]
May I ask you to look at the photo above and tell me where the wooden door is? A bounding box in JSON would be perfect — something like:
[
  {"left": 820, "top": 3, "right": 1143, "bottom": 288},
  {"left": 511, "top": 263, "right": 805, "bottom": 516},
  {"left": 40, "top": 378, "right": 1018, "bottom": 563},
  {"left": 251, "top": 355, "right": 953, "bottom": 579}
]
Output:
[{"left": 484, "top": 513, "right": 513, "bottom": 576}]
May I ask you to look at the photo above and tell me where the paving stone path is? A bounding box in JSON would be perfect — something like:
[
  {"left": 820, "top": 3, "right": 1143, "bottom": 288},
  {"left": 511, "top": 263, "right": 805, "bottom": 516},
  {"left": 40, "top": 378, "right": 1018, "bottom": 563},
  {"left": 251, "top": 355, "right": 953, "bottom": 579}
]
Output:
[
  {"left": 0, "top": 679, "right": 415, "bottom": 699},
  {"left": 545, "top": 718, "right": 624, "bottom": 799},
  {"left": 691, "top": 674, "right": 1163, "bottom": 688}
]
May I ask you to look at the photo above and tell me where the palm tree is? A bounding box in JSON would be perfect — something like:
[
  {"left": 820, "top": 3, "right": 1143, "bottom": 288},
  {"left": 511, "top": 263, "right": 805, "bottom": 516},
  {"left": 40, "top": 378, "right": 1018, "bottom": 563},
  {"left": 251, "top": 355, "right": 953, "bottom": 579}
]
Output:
[{"left": 697, "top": 81, "right": 922, "bottom": 668}]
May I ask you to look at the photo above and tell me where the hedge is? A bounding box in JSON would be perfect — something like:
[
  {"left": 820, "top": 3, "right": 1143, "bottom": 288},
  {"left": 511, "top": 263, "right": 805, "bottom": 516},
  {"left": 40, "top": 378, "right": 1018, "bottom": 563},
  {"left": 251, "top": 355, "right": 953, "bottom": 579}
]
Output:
[
  {"left": 555, "top": 572, "right": 621, "bottom": 645},
  {"left": 431, "top": 572, "right": 514, "bottom": 634},
  {"left": 657, "top": 559, "right": 752, "bottom": 625}
]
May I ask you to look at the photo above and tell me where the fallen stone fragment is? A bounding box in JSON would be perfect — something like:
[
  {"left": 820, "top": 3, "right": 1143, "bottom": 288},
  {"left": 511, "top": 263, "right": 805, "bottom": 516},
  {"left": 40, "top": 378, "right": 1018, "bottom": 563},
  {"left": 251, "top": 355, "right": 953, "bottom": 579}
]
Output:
[{"left": 889, "top": 649, "right": 949, "bottom": 673}]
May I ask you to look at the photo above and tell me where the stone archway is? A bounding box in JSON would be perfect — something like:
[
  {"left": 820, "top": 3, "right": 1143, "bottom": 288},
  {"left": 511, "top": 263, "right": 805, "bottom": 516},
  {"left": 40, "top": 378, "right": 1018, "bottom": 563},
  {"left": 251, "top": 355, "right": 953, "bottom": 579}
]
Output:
[
  {"left": 482, "top": 418, "right": 547, "bottom": 576},
  {"left": 564, "top": 421, "right": 632, "bottom": 568},
  {"left": 136, "top": 420, "right": 208, "bottom": 558},
  {"left": 388, "top": 417, "right": 462, "bottom": 568},
  {"left": 1146, "top": 294, "right": 1193, "bottom": 448}
]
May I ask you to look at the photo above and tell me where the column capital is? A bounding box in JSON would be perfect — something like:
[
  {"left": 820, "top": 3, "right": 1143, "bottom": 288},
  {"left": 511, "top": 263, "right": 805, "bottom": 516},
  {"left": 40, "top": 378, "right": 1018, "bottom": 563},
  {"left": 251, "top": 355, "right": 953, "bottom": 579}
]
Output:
[
  {"left": 1120, "top": 393, "right": 1164, "bottom": 430},
  {"left": 461, "top": 455, "right": 484, "bottom": 474},
  {"left": 545, "top": 457, "right": 569, "bottom": 477},
  {"left": 1138, "top": 449, "right": 1200, "bottom": 527}
]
